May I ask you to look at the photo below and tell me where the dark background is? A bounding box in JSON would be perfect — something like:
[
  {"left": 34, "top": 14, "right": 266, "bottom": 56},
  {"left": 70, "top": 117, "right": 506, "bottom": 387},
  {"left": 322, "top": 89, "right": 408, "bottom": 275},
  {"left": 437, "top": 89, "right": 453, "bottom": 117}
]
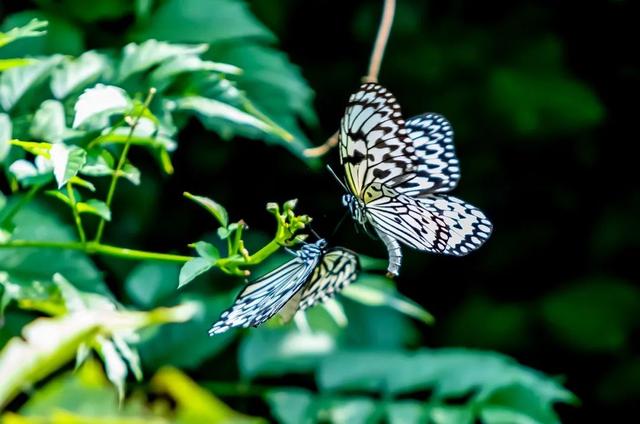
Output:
[{"left": 2, "top": 0, "right": 638, "bottom": 421}]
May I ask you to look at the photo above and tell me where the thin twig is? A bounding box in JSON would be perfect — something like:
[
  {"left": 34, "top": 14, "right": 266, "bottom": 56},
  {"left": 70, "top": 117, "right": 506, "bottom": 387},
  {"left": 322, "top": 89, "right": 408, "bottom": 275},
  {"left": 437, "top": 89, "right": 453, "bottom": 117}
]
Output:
[
  {"left": 66, "top": 182, "right": 86, "bottom": 243},
  {"left": 304, "top": 0, "right": 396, "bottom": 158},
  {"left": 94, "top": 87, "right": 157, "bottom": 243}
]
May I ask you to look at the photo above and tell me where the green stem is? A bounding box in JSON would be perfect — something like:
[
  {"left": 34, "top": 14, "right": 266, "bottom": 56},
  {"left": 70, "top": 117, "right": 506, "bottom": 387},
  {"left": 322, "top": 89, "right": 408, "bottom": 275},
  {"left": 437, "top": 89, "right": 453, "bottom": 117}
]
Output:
[
  {"left": 66, "top": 182, "right": 86, "bottom": 243},
  {"left": 94, "top": 88, "right": 157, "bottom": 243},
  {"left": 0, "top": 240, "right": 193, "bottom": 263}
]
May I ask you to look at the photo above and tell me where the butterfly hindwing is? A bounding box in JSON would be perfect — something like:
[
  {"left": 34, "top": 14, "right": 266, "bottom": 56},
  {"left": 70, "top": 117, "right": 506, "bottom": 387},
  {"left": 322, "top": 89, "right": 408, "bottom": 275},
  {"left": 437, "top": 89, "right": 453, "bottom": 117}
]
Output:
[{"left": 298, "top": 247, "right": 360, "bottom": 310}]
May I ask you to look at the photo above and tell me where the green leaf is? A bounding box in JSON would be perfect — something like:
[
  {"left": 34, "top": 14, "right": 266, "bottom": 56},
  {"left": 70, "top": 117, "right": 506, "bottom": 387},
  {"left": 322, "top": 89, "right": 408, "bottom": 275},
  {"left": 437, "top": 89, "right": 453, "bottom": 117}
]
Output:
[
  {"left": 183, "top": 192, "right": 229, "bottom": 227},
  {"left": 0, "top": 58, "right": 35, "bottom": 71},
  {"left": 151, "top": 55, "right": 241, "bottom": 90},
  {"left": 193, "top": 241, "right": 220, "bottom": 261},
  {"left": 266, "top": 389, "right": 314, "bottom": 424},
  {"left": 0, "top": 302, "right": 196, "bottom": 409},
  {"left": 125, "top": 261, "right": 179, "bottom": 308},
  {"left": 8, "top": 139, "right": 52, "bottom": 157},
  {"left": 49, "top": 144, "right": 87, "bottom": 188},
  {"left": 342, "top": 275, "right": 434, "bottom": 325},
  {"left": 387, "top": 401, "right": 426, "bottom": 424},
  {"left": 178, "top": 258, "right": 212, "bottom": 288},
  {"left": 0, "top": 203, "right": 108, "bottom": 295},
  {"left": 30, "top": 99, "right": 66, "bottom": 143},
  {"left": 138, "top": 294, "right": 237, "bottom": 370},
  {"left": 489, "top": 68, "right": 604, "bottom": 136},
  {"left": 69, "top": 176, "right": 95, "bottom": 192},
  {"left": 239, "top": 327, "right": 336, "bottom": 379},
  {"left": 72, "top": 84, "right": 132, "bottom": 129},
  {"left": 95, "top": 336, "right": 128, "bottom": 403},
  {"left": 175, "top": 95, "right": 273, "bottom": 137},
  {"left": 0, "top": 55, "right": 63, "bottom": 112},
  {"left": 541, "top": 278, "right": 640, "bottom": 353},
  {"left": 77, "top": 199, "right": 111, "bottom": 221},
  {"left": 118, "top": 39, "right": 209, "bottom": 81},
  {"left": 51, "top": 51, "right": 110, "bottom": 99},
  {"left": 120, "top": 162, "right": 141, "bottom": 185},
  {"left": 0, "top": 18, "right": 47, "bottom": 48},
  {"left": 131, "top": 0, "right": 275, "bottom": 44},
  {"left": 0, "top": 113, "right": 12, "bottom": 162}
]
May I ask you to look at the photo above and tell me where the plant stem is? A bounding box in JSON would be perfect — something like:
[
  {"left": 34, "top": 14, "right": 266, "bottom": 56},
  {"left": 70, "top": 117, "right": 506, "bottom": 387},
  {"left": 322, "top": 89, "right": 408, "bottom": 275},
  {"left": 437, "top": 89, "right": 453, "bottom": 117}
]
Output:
[
  {"left": 0, "top": 239, "right": 194, "bottom": 263},
  {"left": 303, "top": 0, "right": 396, "bottom": 158},
  {"left": 364, "top": 0, "right": 396, "bottom": 83},
  {"left": 66, "top": 182, "right": 86, "bottom": 243},
  {"left": 94, "top": 87, "right": 157, "bottom": 243}
]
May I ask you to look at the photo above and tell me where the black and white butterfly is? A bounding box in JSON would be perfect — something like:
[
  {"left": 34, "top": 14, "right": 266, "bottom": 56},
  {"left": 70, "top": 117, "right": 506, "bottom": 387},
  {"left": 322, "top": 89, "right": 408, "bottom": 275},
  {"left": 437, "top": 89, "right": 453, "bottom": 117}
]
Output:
[
  {"left": 338, "top": 83, "right": 492, "bottom": 276},
  {"left": 209, "top": 239, "right": 360, "bottom": 335}
]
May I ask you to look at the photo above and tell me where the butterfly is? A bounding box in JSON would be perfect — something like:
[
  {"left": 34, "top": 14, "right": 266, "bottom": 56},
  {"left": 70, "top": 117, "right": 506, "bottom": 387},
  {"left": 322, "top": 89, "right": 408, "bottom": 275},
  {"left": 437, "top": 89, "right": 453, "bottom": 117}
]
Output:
[
  {"left": 338, "top": 82, "right": 492, "bottom": 277},
  {"left": 209, "top": 239, "right": 360, "bottom": 335}
]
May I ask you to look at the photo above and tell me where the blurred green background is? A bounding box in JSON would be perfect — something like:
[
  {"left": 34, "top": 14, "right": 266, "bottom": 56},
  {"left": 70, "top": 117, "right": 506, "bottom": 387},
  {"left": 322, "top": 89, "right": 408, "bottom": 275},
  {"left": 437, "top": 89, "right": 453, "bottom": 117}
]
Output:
[{"left": 0, "top": 0, "right": 637, "bottom": 423}]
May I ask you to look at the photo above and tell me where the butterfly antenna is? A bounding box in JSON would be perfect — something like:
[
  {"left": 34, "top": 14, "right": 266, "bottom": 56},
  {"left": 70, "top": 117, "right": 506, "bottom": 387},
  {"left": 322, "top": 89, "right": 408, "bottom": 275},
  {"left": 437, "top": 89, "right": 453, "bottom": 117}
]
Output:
[
  {"left": 331, "top": 209, "right": 350, "bottom": 238},
  {"left": 309, "top": 226, "right": 322, "bottom": 241},
  {"left": 326, "top": 165, "right": 349, "bottom": 192}
]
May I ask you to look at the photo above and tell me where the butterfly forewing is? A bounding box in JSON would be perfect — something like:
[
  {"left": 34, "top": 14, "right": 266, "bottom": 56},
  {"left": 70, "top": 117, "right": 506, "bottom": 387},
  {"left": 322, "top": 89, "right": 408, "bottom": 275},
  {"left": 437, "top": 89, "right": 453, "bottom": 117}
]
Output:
[
  {"left": 400, "top": 113, "right": 461, "bottom": 195},
  {"left": 298, "top": 247, "right": 360, "bottom": 310},
  {"left": 208, "top": 254, "right": 319, "bottom": 335},
  {"left": 339, "top": 83, "right": 418, "bottom": 197}
]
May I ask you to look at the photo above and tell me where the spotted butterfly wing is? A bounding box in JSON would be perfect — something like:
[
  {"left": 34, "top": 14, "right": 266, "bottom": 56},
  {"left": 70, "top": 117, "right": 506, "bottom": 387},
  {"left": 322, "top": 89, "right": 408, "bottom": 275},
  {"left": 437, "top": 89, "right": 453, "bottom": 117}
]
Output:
[
  {"left": 339, "top": 83, "right": 492, "bottom": 276},
  {"left": 209, "top": 241, "right": 360, "bottom": 335}
]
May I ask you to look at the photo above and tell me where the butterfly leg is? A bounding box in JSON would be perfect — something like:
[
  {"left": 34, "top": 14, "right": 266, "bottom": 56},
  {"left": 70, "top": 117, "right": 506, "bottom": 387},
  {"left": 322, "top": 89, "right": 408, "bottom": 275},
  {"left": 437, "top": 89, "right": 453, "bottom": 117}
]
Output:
[{"left": 375, "top": 228, "right": 402, "bottom": 277}]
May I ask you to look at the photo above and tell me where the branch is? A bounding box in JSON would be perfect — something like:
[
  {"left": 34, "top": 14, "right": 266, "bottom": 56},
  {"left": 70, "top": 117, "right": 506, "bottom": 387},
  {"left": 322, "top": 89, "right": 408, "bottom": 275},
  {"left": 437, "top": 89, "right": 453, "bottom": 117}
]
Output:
[{"left": 304, "top": 0, "right": 396, "bottom": 158}]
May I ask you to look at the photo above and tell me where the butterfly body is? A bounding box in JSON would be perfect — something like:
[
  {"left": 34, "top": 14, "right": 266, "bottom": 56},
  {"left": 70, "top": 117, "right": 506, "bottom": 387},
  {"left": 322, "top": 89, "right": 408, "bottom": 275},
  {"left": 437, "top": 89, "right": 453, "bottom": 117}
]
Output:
[
  {"left": 209, "top": 239, "right": 360, "bottom": 335},
  {"left": 338, "top": 83, "right": 492, "bottom": 276}
]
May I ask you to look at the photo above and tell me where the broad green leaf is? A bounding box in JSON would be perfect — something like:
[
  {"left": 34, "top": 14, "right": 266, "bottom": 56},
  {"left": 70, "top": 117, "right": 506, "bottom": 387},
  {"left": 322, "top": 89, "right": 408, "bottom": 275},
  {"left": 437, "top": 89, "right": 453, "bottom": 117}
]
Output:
[
  {"left": 77, "top": 199, "right": 111, "bottom": 221},
  {"left": 178, "top": 258, "right": 212, "bottom": 288},
  {"left": 138, "top": 294, "right": 237, "bottom": 370},
  {"left": 175, "top": 95, "right": 273, "bottom": 137},
  {"left": 131, "top": 0, "right": 275, "bottom": 44},
  {"left": 118, "top": 39, "right": 209, "bottom": 81},
  {"left": 125, "top": 261, "right": 179, "bottom": 308},
  {"left": 193, "top": 241, "right": 220, "bottom": 261},
  {"left": 183, "top": 192, "right": 228, "bottom": 227},
  {"left": 30, "top": 99, "right": 66, "bottom": 143},
  {"left": 0, "top": 18, "right": 47, "bottom": 48},
  {"left": 0, "top": 203, "right": 108, "bottom": 295},
  {"left": 49, "top": 144, "right": 87, "bottom": 188},
  {"left": 387, "top": 401, "right": 426, "bottom": 424},
  {"left": 0, "top": 58, "right": 35, "bottom": 71},
  {"left": 239, "top": 327, "right": 336, "bottom": 379},
  {"left": 342, "top": 275, "right": 434, "bottom": 325},
  {"left": 0, "top": 55, "right": 63, "bottom": 112},
  {"left": 0, "top": 303, "right": 196, "bottom": 409},
  {"left": 72, "top": 84, "right": 131, "bottom": 129},
  {"left": 266, "top": 389, "right": 314, "bottom": 424},
  {"left": 69, "top": 176, "right": 95, "bottom": 192},
  {"left": 324, "top": 397, "right": 378, "bottom": 424},
  {"left": 489, "top": 68, "right": 604, "bottom": 136},
  {"left": 120, "top": 162, "right": 141, "bottom": 185},
  {"left": 51, "top": 51, "right": 110, "bottom": 99},
  {"left": 80, "top": 149, "right": 115, "bottom": 176},
  {"left": 428, "top": 405, "right": 474, "bottom": 424},
  {"left": 541, "top": 279, "right": 640, "bottom": 353},
  {"left": 151, "top": 55, "right": 241, "bottom": 90},
  {"left": 0, "top": 113, "right": 13, "bottom": 161}
]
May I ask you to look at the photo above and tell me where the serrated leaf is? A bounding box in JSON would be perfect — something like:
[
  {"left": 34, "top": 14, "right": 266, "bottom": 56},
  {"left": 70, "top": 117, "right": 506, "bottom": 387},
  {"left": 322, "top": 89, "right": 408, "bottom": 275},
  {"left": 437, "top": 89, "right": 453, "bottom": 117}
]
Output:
[
  {"left": 0, "top": 114, "right": 13, "bottom": 162},
  {"left": 193, "top": 241, "right": 220, "bottom": 261},
  {"left": 151, "top": 55, "right": 241, "bottom": 90},
  {"left": 72, "top": 84, "right": 131, "bottom": 129},
  {"left": 0, "top": 55, "right": 63, "bottom": 112},
  {"left": 51, "top": 51, "right": 110, "bottom": 99},
  {"left": 118, "top": 39, "right": 209, "bottom": 81},
  {"left": 77, "top": 199, "right": 111, "bottom": 221},
  {"left": 0, "top": 18, "right": 47, "bottom": 48},
  {"left": 175, "top": 95, "right": 272, "bottom": 136},
  {"left": 178, "top": 258, "right": 212, "bottom": 288},
  {"left": 49, "top": 144, "right": 87, "bottom": 188},
  {"left": 30, "top": 100, "right": 66, "bottom": 143},
  {"left": 183, "top": 192, "right": 228, "bottom": 227}
]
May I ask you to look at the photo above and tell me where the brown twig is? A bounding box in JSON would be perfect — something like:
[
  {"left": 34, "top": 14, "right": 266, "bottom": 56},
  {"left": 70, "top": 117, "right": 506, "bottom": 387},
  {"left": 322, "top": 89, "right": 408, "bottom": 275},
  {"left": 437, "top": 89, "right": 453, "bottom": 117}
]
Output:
[{"left": 304, "top": 0, "right": 396, "bottom": 158}]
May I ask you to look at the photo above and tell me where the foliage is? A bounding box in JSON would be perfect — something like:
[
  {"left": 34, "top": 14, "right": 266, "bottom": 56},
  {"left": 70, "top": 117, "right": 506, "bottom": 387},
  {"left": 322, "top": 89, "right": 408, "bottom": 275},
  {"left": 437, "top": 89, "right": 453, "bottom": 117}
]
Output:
[{"left": 0, "top": 2, "right": 585, "bottom": 423}]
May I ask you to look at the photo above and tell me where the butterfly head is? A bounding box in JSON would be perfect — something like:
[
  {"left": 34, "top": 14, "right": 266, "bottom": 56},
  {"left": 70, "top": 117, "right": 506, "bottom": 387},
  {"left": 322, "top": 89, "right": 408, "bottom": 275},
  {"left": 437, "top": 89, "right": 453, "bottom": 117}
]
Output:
[{"left": 342, "top": 194, "right": 367, "bottom": 225}]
